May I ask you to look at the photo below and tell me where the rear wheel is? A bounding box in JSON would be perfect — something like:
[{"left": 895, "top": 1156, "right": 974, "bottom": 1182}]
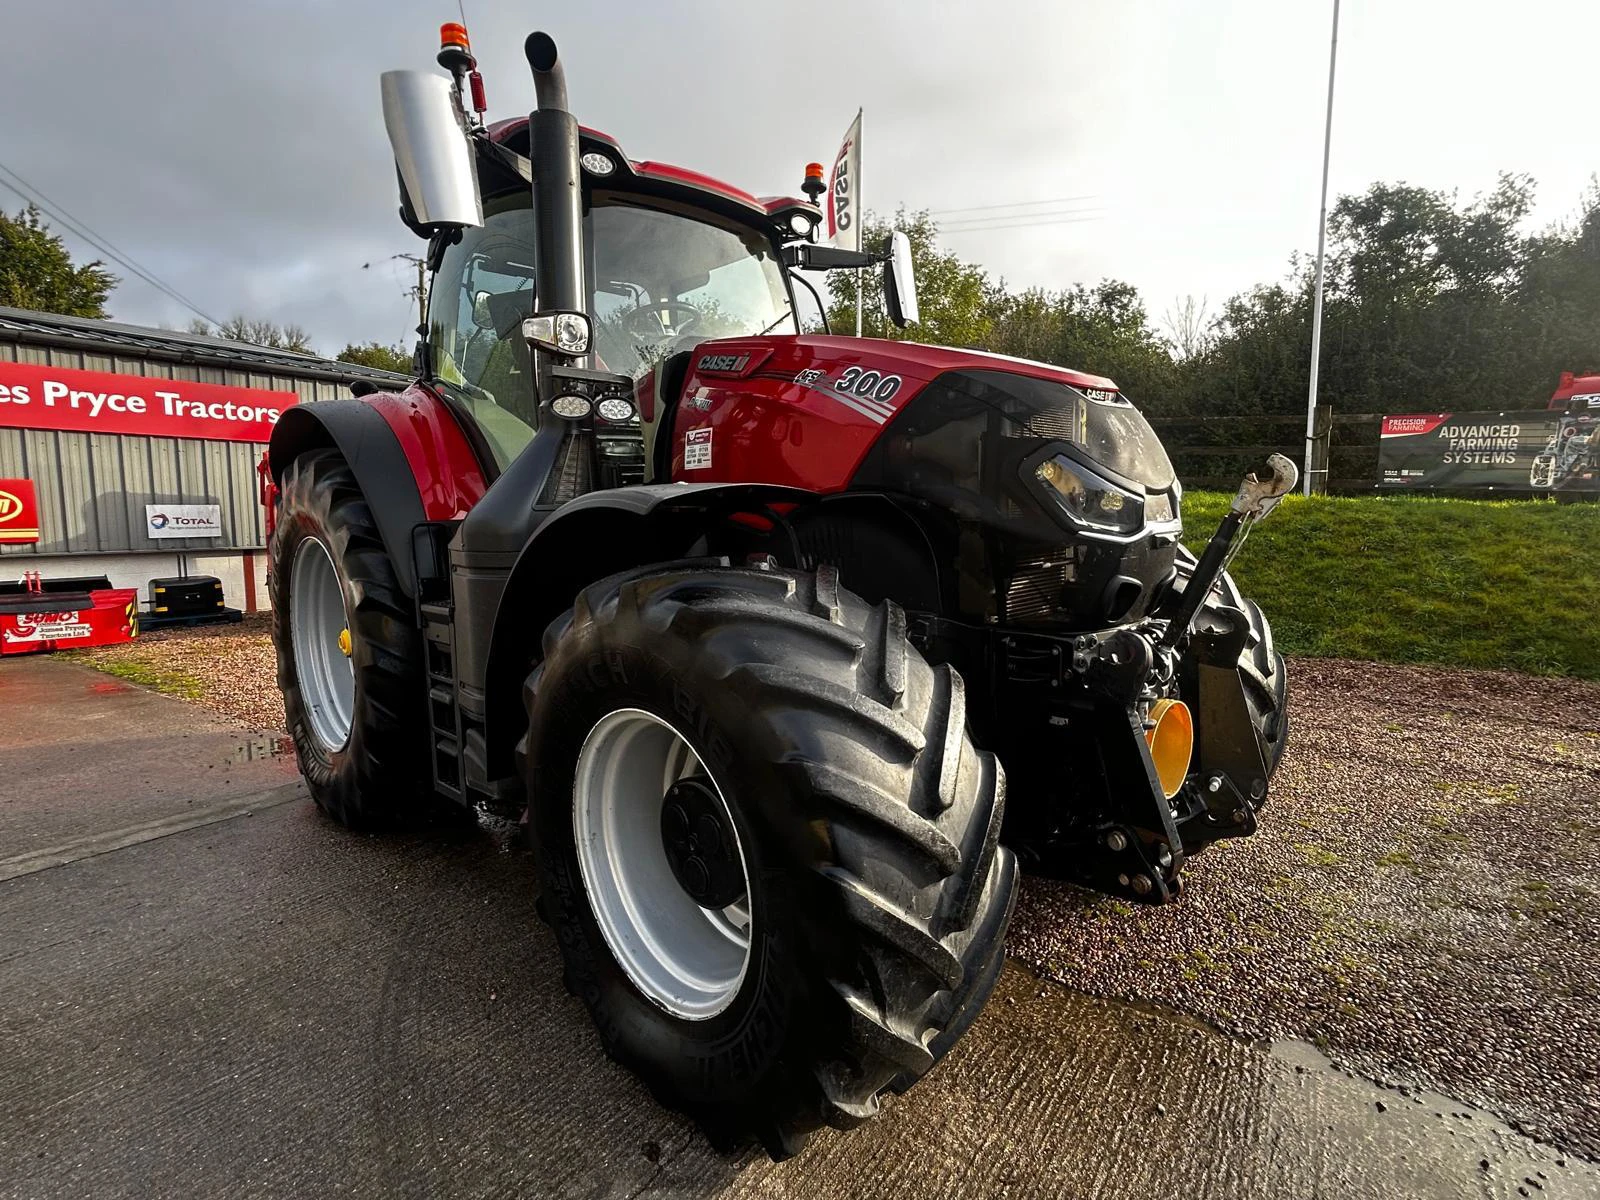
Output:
[
  {"left": 270, "top": 448, "right": 435, "bottom": 828},
  {"left": 521, "top": 562, "right": 1016, "bottom": 1158}
]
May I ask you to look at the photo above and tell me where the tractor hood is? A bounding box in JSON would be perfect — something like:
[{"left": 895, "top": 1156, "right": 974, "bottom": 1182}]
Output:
[
  {"left": 657, "top": 333, "right": 1183, "bottom": 631},
  {"left": 660, "top": 334, "right": 1175, "bottom": 502}
]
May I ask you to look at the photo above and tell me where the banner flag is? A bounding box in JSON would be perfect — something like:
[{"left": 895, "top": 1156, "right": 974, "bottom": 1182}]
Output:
[{"left": 826, "top": 109, "right": 862, "bottom": 253}]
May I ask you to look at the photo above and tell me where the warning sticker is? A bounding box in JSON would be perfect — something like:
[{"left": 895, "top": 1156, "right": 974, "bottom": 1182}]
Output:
[{"left": 684, "top": 427, "right": 713, "bottom": 470}]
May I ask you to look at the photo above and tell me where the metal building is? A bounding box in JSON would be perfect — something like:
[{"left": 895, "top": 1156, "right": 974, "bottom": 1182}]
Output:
[{"left": 0, "top": 306, "right": 404, "bottom": 610}]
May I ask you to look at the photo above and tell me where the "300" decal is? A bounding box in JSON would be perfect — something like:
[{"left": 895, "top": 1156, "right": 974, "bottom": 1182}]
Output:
[{"left": 835, "top": 366, "right": 902, "bottom": 402}]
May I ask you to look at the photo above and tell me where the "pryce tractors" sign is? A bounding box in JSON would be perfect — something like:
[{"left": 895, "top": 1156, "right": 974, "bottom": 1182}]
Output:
[{"left": 0, "top": 362, "right": 298, "bottom": 444}]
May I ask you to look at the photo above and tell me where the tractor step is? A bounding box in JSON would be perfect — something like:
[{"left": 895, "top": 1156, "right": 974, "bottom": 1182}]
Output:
[{"left": 419, "top": 599, "right": 465, "bottom": 802}]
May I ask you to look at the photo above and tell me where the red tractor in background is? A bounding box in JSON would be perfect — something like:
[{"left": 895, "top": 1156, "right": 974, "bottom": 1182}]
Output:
[
  {"left": 1536, "top": 371, "right": 1600, "bottom": 500},
  {"left": 263, "top": 24, "right": 1294, "bottom": 1157}
]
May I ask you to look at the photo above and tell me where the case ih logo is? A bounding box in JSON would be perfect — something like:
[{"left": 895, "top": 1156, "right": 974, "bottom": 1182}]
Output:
[{"left": 696, "top": 353, "right": 750, "bottom": 374}]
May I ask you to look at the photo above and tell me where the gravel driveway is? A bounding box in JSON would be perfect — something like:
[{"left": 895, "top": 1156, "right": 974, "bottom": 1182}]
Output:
[{"left": 70, "top": 626, "right": 1600, "bottom": 1161}]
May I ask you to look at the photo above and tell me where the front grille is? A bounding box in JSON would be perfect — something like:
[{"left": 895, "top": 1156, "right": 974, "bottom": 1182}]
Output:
[
  {"left": 1004, "top": 556, "right": 1069, "bottom": 623},
  {"left": 1001, "top": 396, "right": 1084, "bottom": 441}
]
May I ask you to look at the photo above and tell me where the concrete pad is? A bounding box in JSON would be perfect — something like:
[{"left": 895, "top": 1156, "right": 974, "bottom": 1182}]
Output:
[
  {"left": 2, "top": 655, "right": 1592, "bottom": 1197},
  {"left": 0, "top": 656, "right": 298, "bottom": 854},
  {"left": 1, "top": 796, "right": 1591, "bottom": 1200}
]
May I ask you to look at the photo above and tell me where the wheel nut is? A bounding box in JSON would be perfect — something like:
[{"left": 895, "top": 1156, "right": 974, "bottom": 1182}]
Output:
[
  {"left": 1251, "top": 778, "right": 1267, "bottom": 800},
  {"left": 1106, "top": 830, "right": 1128, "bottom": 852},
  {"left": 1207, "top": 775, "right": 1223, "bottom": 793},
  {"left": 1157, "top": 845, "right": 1173, "bottom": 869},
  {"left": 1132, "top": 874, "right": 1153, "bottom": 895}
]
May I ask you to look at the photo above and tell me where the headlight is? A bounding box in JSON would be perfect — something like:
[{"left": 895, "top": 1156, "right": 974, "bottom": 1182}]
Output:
[
  {"left": 1034, "top": 454, "right": 1144, "bottom": 534},
  {"left": 522, "top": 311, "right": 591, "bottom": 357},
  {"left": 550, "top": 394, "right": 593, "bottom": 420},
  {"left": 580, "top": 151, "right": 616, "bottom": 176},
  {"left": 596, "top": 396, "right": 636, "bottom": 423}
]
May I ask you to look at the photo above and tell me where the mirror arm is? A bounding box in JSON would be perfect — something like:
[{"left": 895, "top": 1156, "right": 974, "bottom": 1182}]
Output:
[
  {"left": 787, "top": 270, "right": 830, "bottom": 334},
  {"left": 782, "top": 244, "right": 873, "bottom": 271}
]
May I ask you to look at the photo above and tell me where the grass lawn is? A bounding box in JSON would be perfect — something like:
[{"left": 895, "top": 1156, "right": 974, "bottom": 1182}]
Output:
[{"left": 1180, "top": 491, "right": 1600, "bottom": 679}]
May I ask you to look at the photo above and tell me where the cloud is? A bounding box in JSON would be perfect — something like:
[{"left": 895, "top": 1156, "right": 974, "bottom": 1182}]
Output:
[{"left": 6, "top": 0, "right": 1595, "bottom": 354}]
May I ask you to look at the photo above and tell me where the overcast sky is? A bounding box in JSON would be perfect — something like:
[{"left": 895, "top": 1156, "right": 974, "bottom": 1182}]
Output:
[{"left": 6, "top": 1, "right": 1595, "bottom": 355}]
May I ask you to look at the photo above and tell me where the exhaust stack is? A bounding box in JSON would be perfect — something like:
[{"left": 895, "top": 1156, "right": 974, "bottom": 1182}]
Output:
[{"left": 524, "top": 32, "right": 585, "bottom": 319}]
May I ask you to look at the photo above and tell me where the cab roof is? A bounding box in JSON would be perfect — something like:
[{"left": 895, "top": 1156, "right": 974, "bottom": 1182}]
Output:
[{"left": 482, "top": 118, "right": 818, "bottom": 225}]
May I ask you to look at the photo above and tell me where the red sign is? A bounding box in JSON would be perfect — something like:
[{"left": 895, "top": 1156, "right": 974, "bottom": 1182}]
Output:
[
  {"left": 0, "top": 587, "right": 140, "bottom": 655},
  {"left": 1380, "top": 413, "right": 1450, "bottom": 438},
  {"left": 0, "top": 362, "right": 297, "bottom": 443},
  {"left": 0, "top": 478, "right": 39, "bottom": 543}
]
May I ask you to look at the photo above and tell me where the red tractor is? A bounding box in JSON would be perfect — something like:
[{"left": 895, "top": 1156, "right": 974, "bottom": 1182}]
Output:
[{"left": 264, "top": 26, "right": 1293, "bottom": 1157}]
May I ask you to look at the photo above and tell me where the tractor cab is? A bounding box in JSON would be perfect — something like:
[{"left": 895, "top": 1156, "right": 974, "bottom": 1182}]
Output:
[{"left": 423, "top": 130, "right": 807, "bottom": 474}]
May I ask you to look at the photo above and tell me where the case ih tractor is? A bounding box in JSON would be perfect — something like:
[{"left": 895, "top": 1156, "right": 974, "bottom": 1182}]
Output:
[{"left": 263, "top": 25, "right": 1293, "bottom": 1157}]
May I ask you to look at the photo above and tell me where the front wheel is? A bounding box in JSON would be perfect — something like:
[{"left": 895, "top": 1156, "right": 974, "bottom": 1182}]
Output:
[{"left": 521, "top": 562, "right": 1016, "bottom": 1158}]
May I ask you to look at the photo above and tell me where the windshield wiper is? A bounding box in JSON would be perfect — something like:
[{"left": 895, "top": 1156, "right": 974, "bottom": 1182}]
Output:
[{"left": 756, "top": 307, "right": 795, "bottom": 336}]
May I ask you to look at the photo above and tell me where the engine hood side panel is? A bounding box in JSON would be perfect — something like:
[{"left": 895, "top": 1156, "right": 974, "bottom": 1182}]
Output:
[{"left": 663, "top": 335, "right": 1123, "bottom": 492}]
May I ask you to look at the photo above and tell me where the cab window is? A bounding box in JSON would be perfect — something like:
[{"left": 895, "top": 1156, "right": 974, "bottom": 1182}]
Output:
[{"left": 428, "top": 195, "right": 540, "bottom": 469}]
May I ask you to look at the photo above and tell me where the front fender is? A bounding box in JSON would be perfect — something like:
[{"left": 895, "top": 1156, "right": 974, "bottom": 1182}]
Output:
[
  {"left": 478, "top": 482, "right": 817, "bottom": 783},
  {"left": 268, "top": 401, "right": 429, "bottom": 596},
  {"left": 267, "top": 387, "right": 489, "bottom": 598}
]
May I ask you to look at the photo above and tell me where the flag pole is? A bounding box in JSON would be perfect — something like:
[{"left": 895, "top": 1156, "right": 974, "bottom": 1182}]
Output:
[
  {"left": 1304, "top": 0, "right": 1341, "bottom": 496},
  {"left": 855, "top": 109, "right": 864, "bottom": 338}
]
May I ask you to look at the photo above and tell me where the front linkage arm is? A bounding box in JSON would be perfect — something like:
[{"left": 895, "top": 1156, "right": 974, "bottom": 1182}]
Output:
[{"left": 1159, "top": 453, "right": 1298, "bottom": 653}]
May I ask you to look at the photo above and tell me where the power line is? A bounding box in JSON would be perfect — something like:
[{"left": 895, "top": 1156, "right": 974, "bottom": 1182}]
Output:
[
  {"left": 930, "top": 194, "right": 1098, "bottom": 218},
  {"left": 0, "top": 161, "right": 222, "bottom": 326},
  {"left": 942, "top": 212, "right": 1105, "bottom": 234}
]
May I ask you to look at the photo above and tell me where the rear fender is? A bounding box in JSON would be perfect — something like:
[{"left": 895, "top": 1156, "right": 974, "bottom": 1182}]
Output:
[
  {"left": 479, "top": 482, "right": 815, "bottom": 781},
  {"left": 267, "top": 386, "right": 489, "bottom": 596}
]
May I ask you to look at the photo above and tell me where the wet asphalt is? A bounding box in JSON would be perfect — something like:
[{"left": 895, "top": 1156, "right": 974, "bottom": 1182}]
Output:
[{"left": 1, "top": 656, "right": 1594, "bottom": 1200}]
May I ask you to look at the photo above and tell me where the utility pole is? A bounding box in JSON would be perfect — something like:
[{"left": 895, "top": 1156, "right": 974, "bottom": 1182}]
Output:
[
  {"left": 1304, "top": 0, "right": 1341, "bottom": 496},
  {"left": 364, "top": 253, "right": 428, "bottom": 332}
]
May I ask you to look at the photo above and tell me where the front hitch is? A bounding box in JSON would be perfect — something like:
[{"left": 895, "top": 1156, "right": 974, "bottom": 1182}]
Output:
[{"left": 1159, "top": 453, "right": 1298, "bottom": 652}]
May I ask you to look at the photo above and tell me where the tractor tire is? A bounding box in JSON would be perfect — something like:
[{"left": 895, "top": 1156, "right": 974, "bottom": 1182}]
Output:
[
  {"left": 1175, "top": 546, "right": 1289, "bottom": 772},
  {"left": 269, "top": 448, "right": 435, "bottom": 829},
  {"left": 520, "top": 561, "right": 1016, "bottom": 1159}
]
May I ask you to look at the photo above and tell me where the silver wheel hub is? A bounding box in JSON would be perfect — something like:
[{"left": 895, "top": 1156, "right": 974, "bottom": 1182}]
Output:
[
  {"left": 572, "top": 708, "right": 752, "bottom": 1020},
  {"left": 290, "top": 536, "right": 355, "bottom": 752}
]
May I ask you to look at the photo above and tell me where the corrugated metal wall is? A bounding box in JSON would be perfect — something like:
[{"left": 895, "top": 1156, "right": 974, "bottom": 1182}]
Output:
[{"left": 0, "top": 340, "right": 346, "bottom": 556}]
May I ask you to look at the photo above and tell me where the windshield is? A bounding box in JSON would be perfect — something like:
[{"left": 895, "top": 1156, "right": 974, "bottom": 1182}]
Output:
[{"left": 587, "top": 199, "right": 794, "bottom": 378}]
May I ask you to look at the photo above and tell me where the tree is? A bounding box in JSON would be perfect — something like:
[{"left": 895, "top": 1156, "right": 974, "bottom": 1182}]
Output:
[
  {"left": 1162, "top": 295, "right": 1212, "bottom": 360},
  {"left": 190, "top": 315, "right": 314, "bottom": 353},
  {"left": 987, "top": 280, "right": 1179, "bottom": 408},
  {"left": 337, "top": 341, "right": 413, "bottom": 374},
  {"left": 0, "top": 205, "right": 116, "bottom": 318},
  {"left": 823, "top": 210, "right": 994, "bottom": 348}
]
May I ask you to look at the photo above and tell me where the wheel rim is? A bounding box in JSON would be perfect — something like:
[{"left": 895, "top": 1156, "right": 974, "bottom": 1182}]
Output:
[
  {"left": 572, "top": 708, "right": 752, "bottom": 1020},
  {"left": 291, "top": 536, "right": 355, "bottom": 752}
]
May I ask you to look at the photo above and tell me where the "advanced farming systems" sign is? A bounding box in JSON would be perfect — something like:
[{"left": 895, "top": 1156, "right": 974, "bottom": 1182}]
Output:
[{"left": 1377, "top": 410, "right": 1600, "bottom": 495}]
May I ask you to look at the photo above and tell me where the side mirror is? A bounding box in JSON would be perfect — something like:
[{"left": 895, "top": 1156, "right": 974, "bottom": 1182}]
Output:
[
  {"left": 380, "top": 70, "right": 484, "bottom": 234},
  {"left": 471, "top": 291, "right": 494, "bottom": 330},
  {"left": 884, "top": 230, "right": 919, "bottom": 328}
]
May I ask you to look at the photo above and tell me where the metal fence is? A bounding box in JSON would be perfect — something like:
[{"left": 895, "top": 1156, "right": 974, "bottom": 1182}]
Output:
[{"left": 1148, "top": 407, "right": 1380, "bottom": 493}]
